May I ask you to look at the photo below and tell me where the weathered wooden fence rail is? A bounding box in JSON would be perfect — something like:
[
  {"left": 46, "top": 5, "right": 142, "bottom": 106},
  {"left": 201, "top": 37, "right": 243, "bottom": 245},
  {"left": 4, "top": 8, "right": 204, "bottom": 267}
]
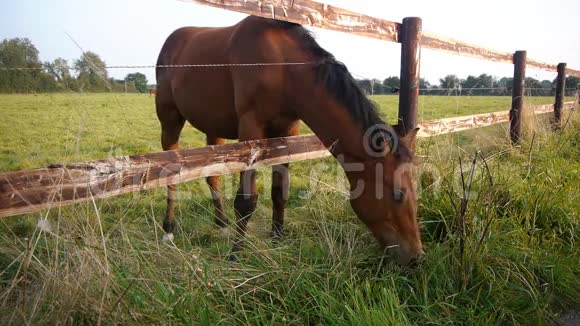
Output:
[
  {"left": 418, "top": 101, "right": 575, "bottom": 138},
  {"left": 0, "top": 136, "right": 328, "bottom": 218},
  {"left": 0, "top": 102, "right": 574, "bottom": 219}
]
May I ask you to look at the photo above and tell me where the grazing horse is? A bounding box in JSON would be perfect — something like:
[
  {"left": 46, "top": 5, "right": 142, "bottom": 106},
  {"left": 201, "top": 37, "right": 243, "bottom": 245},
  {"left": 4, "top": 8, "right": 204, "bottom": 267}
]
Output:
[
  {"left": 149, "top": 89, "right": 157, "bottom": 96},
  {"left": 155, "top": 16, "right": 423, "bottom": 264}
]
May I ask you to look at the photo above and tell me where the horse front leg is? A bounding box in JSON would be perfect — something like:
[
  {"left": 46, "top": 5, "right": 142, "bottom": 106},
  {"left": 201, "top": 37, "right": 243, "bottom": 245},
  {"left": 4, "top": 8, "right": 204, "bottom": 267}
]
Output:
[
  {"left": 270, "top": 124, "right": 299, "bottom": 239},
  {"left": 229, "top": 169, "right": 258, "bottom": 261},
  {"left": 157, "top": 102, "right": 185, "bottom": 242},
  {"left": 206, "top": 136, "right": 228, "bottom": 227},
  {"left": 228, "top": 114, "right": 266, "bottom": 261}
]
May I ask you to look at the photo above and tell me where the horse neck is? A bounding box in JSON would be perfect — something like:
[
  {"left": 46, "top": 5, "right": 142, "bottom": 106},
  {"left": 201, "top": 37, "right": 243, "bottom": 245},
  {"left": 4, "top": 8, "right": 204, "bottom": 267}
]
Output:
[{"left": 294, "top": 87, "right": 371, "bottom": 163}]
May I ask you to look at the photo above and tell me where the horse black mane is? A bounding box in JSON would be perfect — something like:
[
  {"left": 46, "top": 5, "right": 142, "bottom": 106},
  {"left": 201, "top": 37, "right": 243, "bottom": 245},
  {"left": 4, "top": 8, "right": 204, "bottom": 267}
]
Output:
[{"left": 276, "top": 20, "right": 386, "bottom": 132}]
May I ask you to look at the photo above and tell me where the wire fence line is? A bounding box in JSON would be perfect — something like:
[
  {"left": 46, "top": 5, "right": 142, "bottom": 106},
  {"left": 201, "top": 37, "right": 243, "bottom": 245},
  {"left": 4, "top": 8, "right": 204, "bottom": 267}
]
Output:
[
  {"left": 348, "top": 72, "right": 580, "bottom": 95},
  {"left": 2, "top": 61, "right": 577, "bottom": 95},
  {"left": 358, "top": 80, "right": 578, "bottom": 93},
  {"left": 3, "top": 61, "right": 576, "bottom": 91},
  {"left": 371, "top": 85, "right": 579, "bottom": 92},
  {"left": 0, "top": 61, "right": 320, "bottom": 71}
]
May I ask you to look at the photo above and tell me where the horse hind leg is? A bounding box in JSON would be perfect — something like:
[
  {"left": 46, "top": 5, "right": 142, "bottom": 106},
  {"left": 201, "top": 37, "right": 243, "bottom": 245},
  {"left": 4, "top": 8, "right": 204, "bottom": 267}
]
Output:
[
  {"left": 270, "top": 125, "right": 299, "bottom": 239},
  {"left": 228, "top": 119, "right": 265, "bottom": 261},
  {"left": 157, "top": 104, "right": 185, "bottom": 242},
  {"left": 271, "top": 163, "right": 289, "bottom": 239},
  {"left": 230, "top": 168, "right": 259, "bottom": 260},
  {"left": 206, "top": 136, "right": 228, "bottom": 227}
]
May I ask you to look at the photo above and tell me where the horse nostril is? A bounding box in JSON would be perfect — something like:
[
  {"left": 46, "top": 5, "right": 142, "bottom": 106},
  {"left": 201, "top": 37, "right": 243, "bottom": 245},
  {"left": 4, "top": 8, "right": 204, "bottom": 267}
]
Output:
[{"left": 405, "top": 250, "right": 425, "bottom": 268}]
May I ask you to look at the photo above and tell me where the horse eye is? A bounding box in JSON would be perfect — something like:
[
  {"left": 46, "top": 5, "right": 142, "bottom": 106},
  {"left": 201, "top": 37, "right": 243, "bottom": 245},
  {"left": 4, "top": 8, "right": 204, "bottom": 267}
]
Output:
[{"left": 393, "top": 189, "right": 406, "bottom": 202}]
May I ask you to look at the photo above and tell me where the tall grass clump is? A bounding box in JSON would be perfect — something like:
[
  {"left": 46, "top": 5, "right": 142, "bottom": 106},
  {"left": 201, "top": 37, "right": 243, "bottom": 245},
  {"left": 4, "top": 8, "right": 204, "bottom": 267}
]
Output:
[{"left": 0, "top": 96, "right": 578, "bottom": 324}]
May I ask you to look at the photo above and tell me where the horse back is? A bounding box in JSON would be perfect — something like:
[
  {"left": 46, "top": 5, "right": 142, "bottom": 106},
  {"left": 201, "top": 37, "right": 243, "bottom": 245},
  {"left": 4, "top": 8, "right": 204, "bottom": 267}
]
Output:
[{"left": 156, "top": 17, "right": 308, "bottom": 139}]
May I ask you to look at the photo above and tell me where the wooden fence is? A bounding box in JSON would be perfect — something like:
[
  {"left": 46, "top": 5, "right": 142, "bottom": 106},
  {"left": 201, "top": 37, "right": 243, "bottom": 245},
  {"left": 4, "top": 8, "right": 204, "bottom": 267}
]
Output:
[
  {"left": 1, "top": 0, "right": 578, "bottom": 218},
  {"left": 0, "top": 102, "right": 575, "bottom": 219}
]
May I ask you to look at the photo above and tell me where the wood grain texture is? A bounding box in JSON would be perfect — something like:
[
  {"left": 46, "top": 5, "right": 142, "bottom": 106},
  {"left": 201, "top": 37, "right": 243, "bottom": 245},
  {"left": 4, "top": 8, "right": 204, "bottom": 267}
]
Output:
[
  {"left": 189, "top": 0, "right": 400, "bottom": 42},
  {"left": 421, "top": 33, "right": 578, "bottom": 75},
  {"left": 554, "top": 63, "right": 567, "bottom": 123},
  {"left": 417, "top": 101, "right": 574, "bottom": 138},
  {"left": 510, "top": 51, "right": 527, "bottom": 144},
  {"left": 566, "top": 68, "right": 580, "bottom": 78},
  {"left": 398, "top": 17, "right": 422, "bottom": 133},
  {"left": 0, "top": 135, "right": 329, "bottom": 218},
  {"left": 421, "top": 33, "right": 514, "bottom": 64}
]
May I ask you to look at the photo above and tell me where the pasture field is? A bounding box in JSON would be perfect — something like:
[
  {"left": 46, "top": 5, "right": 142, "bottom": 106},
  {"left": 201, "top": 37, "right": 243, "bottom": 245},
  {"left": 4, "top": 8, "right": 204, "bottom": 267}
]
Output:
[
  {"left": 0, "top": 94, "right": 569, "bottom": 171},
  {"left": 0, "top": 93, "right": 578, "bottom": 324}
]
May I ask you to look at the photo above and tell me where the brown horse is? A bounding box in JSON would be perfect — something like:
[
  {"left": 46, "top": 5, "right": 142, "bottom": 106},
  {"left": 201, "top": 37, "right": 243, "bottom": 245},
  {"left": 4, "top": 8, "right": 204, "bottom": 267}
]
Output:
[
  {"left": 155, "top": 16, "right": 423, "bottom": 264},
  {"left": 148, "top": 89, "right": 157, "bottom": 96}
]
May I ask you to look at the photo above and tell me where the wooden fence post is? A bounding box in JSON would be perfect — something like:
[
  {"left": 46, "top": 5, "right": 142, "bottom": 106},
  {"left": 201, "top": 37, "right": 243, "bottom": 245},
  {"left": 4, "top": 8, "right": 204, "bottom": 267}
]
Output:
[
  {"left": 398, "top": 17, "right": 422, "bottom": 134},
  {"left": 510, "top": 50, "right": 526, "bottom": 144},
  {"left": 553, "top": 63, "right": 566, "bottom": 127}
]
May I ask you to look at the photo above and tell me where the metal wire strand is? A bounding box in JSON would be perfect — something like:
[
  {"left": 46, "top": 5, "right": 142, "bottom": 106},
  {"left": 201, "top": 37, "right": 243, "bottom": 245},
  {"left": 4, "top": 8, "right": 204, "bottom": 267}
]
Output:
[{"left": 0, "top": 61, "right": 320, "bottom": 71}]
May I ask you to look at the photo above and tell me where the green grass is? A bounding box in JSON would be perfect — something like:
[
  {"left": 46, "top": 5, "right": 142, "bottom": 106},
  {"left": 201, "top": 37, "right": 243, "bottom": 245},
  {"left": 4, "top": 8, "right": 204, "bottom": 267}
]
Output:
[
  {"left": 0, "top": 94, "right": 569, "bottom": 171},
  {"left": 0, "top": 93, "right": 578, "bottom": 324}
]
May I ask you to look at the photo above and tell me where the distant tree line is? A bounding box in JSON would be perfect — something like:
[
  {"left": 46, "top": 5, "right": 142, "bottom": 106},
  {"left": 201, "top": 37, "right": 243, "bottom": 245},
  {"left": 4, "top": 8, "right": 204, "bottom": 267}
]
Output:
[
  {"left": 356, "top": 73, "right": 579, "bottom": 96},
  {"left": 0, "top": 38, "right": 148, "bottom": 93},
  {"left": 2, "top": 37, "right": 578, "bottom": 96}
]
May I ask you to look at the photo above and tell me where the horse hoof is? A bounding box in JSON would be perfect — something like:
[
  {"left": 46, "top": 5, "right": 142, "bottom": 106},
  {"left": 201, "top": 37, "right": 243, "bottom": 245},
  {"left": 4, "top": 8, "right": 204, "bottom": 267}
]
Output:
[
  {"left": 162, "top": 233, "right": 174, "bottom": 242},
  {"left": 271, "top": 230, "right": 285, "bottom": 240},
  {"left": 215, "top": 218, "right": 228, "bottom": 228},
  {"left": 227, "top": 253, "right": 239, "bottom": 263}
]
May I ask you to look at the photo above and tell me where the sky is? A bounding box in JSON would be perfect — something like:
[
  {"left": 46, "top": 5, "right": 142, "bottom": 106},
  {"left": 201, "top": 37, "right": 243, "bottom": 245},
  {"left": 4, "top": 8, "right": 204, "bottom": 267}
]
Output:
[{"left": 1, "top": 0, "right": 579, "bottom": 85}]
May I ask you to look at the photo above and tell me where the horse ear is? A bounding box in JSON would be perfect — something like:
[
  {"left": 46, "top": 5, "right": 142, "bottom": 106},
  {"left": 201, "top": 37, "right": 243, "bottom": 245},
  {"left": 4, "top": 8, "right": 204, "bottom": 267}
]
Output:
[
  {"left": 403, "top": 127, "right": 420, "bottom": 152},
  {"left": 392, "top": 124, "right": 404, "bottom": 136}
]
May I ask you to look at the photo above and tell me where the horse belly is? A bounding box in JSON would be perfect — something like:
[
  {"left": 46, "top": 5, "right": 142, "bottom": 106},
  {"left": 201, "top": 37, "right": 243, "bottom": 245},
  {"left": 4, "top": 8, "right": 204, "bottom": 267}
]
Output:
[{"left": 173, "top": 74, "right": 239, "bottom": 139}]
